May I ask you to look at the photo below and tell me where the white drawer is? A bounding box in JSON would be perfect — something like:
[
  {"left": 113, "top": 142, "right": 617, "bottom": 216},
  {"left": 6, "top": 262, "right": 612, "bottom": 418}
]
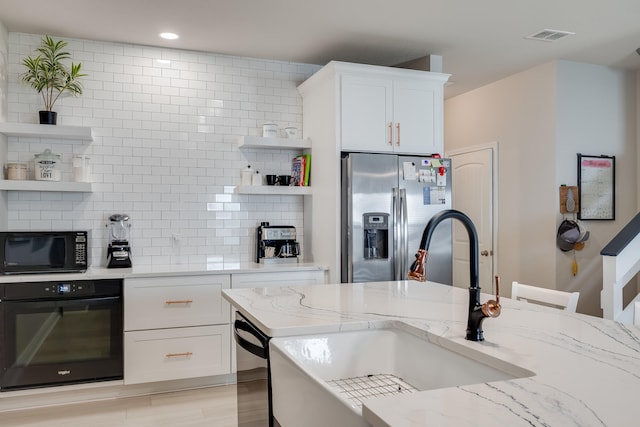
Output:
[
  {"left": 124, "top": 325, "right": 230, "bottom": 385},
  {"left": 125, "top": 275, "right": 230, "bottom": 331},
  {"left": 231, "top": 270, "right": 327, "bottom": 289}
]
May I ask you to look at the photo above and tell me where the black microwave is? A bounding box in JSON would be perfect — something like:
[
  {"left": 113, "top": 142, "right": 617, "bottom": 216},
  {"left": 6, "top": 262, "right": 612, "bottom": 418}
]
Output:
[{"left": 0, "top": 231, "right": 89, "bottom": 274}]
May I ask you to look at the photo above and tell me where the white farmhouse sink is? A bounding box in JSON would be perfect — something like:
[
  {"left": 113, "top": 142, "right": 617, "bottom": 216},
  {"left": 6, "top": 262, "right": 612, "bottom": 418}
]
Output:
[{"left": 270, "top": 325, "right": 533, "bottom": 427}]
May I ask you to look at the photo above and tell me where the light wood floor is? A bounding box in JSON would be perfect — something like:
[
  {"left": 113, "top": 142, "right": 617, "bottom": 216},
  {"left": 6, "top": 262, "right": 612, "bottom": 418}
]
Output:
[{"left": 1, "top": 385, "right": 238, "bottom": 427}]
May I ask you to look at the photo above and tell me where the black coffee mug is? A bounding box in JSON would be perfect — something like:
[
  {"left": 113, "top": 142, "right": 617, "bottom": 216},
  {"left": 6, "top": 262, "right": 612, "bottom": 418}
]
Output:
[
  {"left": 266, "top": 174, "right": 278, "bottom": 185},
  {"left": 278, "top": 175, "right": 292, "bottom": 186}
]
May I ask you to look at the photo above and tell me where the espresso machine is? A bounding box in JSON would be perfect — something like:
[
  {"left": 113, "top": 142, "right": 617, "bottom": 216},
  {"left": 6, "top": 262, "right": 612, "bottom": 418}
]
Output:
[
  {"left": 255, "top": 222, "right": 300, "bottom": 264},
  {"left": 106, "top": 213, "right": 132, "bottom": 268}
]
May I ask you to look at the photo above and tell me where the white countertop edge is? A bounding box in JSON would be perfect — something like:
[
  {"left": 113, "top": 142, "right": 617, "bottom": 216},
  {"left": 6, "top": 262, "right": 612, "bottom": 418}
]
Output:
[{"left": 0, "top": 262, "right": 327, "bottom": 283}]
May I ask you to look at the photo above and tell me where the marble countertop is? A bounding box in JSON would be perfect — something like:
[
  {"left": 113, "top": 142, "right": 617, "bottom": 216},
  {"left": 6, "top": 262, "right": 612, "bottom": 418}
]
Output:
[
  {"left": 222, "top": 281, "right": 640, "bottom": 427},
  {"left": 0, "top": 262, "right": 326, "bottom": 283}
]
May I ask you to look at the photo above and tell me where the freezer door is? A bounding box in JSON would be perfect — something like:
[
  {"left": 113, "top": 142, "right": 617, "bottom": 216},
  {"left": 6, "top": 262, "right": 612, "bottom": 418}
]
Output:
[
  {"left": 342, "top": 153, "right": 398, "bottom": 283},
  {"left": 399, "top": 156, "right": 452, "bottom": 285}
]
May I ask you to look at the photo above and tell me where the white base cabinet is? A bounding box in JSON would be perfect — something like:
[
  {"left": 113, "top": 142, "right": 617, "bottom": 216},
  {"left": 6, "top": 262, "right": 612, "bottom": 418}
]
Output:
[
  {"left": 124, "top": 269, "right": 327, "bottom": 385},
  {"left": 124, "top": 274, "right": 231, "bottom": 385},
  {"left": 124, "top": 325, "right": 231, "bottom": 385},
  {"left": 124, "top": 275, "right": 231, "bottom": 331}
]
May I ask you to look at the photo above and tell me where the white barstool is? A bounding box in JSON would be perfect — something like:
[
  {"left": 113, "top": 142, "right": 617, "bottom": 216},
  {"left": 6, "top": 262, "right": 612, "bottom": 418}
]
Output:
[{"left": 511, "top": 281, "right": 579, "bottom": 313}]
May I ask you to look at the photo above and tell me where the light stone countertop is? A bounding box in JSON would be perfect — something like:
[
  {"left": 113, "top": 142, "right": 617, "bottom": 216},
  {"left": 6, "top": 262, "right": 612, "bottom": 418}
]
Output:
[
  {"left": 222, "top": 280, "right": 640, "bottom": 427},
  {"left": 0, "top": 262, "right": 326, "bottom": 283}
]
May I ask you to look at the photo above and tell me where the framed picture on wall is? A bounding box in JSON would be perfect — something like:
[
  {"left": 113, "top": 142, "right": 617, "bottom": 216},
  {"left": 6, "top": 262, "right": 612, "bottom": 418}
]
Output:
[{"left": 577, "top": 153, "right": 615, "bottom": 220}]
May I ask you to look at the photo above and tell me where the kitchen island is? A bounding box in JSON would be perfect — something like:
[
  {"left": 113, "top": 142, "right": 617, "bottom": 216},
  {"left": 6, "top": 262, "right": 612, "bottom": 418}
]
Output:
[{"left": 223, "top": 280, "right": 640, "bottom": 427}]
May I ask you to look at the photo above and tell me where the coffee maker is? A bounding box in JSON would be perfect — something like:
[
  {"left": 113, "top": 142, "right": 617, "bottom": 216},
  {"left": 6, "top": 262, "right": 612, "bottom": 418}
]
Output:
[
  {"left": 256, "top": 222, "right": 300, "bottom": 264},
  {"left": 106, "top": 213, "right": 132, "bottom": 268}
]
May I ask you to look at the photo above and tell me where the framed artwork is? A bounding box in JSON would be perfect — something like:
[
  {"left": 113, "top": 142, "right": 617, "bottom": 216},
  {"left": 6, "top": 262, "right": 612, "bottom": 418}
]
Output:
[{"left": 577, "top": 154, "right": 615, "bottom": 220}]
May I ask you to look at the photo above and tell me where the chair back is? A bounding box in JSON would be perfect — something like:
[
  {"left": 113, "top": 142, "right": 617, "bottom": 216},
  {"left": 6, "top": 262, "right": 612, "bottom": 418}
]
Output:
[{"left": 511, "top": 281, "right": 579, "bottom": 313}]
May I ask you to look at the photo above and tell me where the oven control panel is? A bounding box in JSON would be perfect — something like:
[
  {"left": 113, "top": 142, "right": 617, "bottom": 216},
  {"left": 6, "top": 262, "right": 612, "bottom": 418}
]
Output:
[
  {"left": 44, "top": 282, "right": 93, "bottom": 295},
  {"left": 0, "top": 279, "right": 122, "bottom": 301}
]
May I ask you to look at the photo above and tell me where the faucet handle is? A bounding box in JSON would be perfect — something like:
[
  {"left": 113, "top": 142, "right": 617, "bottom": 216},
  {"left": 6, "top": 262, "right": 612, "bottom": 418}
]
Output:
[
  {"left": 482, "top": 275, "right": 502, "bottom": 318},
  {"left": 407, "top": 249, "right": 427, "bottom": 282}
]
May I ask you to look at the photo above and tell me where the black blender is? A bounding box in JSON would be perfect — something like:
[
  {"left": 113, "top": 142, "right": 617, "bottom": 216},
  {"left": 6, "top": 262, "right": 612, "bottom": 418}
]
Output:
[{"left": 106, "top": 214, "right": 132, "bottom": 268}]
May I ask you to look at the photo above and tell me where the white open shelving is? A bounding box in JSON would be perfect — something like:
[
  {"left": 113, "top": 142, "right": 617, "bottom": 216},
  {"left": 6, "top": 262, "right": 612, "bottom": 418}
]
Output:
[
  {"left": 0, "top": 123, "right": 94, "bottom": 141},
  {"left": 236, "top": 135, "right": 312, "bottom": 196},
  {"left": 235, "top": 185, "right": 312, "bottom": 195},
  {"left": 237, "top": 135, "right": 311, "bottom": 150},
  {"left": 0, "top": 180, "right": 92, "bottom": 192},
  {"left": 0, "top": 123, "right": 95, "bottom": 193}
]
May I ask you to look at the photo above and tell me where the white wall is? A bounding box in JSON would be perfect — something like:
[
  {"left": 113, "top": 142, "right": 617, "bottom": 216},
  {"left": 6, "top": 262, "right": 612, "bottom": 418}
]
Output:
[
  {"left": 555, "top": 61, "right": 637, "bottom": 316},
  {"left": 445, "top": 60, "right": 637, "bottom": 317},
  {"left": 445, "top": 62, "right": 558, "bottom": 300},
  {"left": 6, "top": 32, "right": 321, "bottom": 267}
]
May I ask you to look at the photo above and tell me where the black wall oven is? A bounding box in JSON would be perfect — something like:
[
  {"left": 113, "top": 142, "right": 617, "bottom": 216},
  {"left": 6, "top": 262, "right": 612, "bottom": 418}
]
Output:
[{"left": 0, "top": 279, "right": 123, "bottom": 391}]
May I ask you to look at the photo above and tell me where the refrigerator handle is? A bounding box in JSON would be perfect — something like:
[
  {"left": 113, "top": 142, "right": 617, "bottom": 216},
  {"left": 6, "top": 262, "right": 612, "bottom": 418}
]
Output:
[
  {"left": 400, "top": 188, "right": 408, "bottom": 278},
  {"left": 392, "top": 187, "right": 400, "bottom": 280}
]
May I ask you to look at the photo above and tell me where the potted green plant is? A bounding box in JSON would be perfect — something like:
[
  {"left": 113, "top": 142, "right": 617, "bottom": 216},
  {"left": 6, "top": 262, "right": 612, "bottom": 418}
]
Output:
[{"left": 21, "top": 35, "right": 87, "bottom": 125}]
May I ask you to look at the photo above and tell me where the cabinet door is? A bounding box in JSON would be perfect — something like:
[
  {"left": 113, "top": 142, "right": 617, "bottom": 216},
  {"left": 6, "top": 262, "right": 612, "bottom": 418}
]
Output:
[
  {"left": 124, "top": 274, "right": 231, "bottom": 331},
  {"left": 340, "top": 74, "right": 393, "bottom": 152},
  {"left": 393, "top": 78, "right": 442, "bottom": 155}
]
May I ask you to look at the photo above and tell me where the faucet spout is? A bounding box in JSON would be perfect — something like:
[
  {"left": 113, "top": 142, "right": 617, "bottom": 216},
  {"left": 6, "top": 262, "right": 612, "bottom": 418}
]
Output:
[{"left": 407, "top": 209, "right": 500, "bottom": 341}]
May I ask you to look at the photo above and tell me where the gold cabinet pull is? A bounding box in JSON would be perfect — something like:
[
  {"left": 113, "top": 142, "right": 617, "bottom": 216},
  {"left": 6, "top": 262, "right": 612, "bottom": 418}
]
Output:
[
  {"left": 388, "top": 122, "right": 393, "bottom": 145},
  {"left": 165, "top": 299, "right": 193, "bottom": 305},
  {"left": 396, "top": 122, "right": 401, "bottom": 146},
  {"left": 165, "top": 352, "right": 193, "bottom": 358}
]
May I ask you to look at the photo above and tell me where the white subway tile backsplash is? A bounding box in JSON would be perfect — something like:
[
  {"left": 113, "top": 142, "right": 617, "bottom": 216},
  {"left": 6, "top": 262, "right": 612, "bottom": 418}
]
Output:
[{"left": 6, "top": 32, "right": 319, "bottom": 266}]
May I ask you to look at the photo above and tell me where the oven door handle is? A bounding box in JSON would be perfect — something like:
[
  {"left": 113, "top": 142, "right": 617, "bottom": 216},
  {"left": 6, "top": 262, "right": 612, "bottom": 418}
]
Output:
[{"left": 234, "top": 319, "right": 268, "bottom": 359}]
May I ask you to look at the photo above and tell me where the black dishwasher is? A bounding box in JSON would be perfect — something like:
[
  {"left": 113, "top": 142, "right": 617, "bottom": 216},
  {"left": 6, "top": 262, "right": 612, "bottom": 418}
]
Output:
[{"left": 234, "top": 311, "right": 281, "bottom": 427}]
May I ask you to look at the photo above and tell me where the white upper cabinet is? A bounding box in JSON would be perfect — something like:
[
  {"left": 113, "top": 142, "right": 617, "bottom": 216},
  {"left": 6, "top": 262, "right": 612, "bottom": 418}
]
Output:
[
  {"left": 392, "top": 78, "right": 439, "bottom": 154},
  {"left": 340, "top": 72, "right": 444, "bottom": 154},
  {"left": 341, "top": 75, "right": 393, "bottom": 152}
]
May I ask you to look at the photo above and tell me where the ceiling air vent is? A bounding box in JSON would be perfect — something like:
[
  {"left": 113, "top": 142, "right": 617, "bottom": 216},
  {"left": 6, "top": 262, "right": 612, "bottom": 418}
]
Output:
[{"left": 525, "top": 29, "right": 575, "bottom": 42}]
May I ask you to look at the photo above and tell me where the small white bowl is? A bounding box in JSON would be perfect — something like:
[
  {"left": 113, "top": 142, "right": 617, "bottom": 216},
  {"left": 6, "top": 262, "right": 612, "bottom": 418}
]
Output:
[{"left": 284, "top": 127, "right": 298, "bottom": 138}]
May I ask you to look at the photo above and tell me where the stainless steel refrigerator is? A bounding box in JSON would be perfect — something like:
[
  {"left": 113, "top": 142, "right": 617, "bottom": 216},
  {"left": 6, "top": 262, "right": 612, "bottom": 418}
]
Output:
[{"left": 341, "top": 152, "right": 452, "bottom": 283}]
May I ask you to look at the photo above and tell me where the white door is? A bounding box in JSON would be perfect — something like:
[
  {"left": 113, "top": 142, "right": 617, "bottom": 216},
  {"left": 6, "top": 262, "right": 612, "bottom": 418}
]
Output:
[
  {"left": 448, "top": 145, "right": 496, "bottom": 293},
  {"left": 340, "top": 74, "right": 393, "bottom": 152}
]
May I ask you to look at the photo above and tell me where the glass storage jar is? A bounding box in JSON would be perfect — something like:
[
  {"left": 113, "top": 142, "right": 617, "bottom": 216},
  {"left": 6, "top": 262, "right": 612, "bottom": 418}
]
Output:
[{"left": 34, "top": 149, "right": 61, "bottom": 181}]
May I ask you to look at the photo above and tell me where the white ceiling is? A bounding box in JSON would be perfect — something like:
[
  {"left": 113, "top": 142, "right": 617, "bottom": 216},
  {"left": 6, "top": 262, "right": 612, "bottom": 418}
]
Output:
[{"left": 2, "top": 0, "right": 640, "bottom": 98}]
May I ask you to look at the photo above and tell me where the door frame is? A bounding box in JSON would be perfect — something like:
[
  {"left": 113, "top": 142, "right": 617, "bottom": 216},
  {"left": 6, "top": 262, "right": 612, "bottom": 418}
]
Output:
[{"left": 446, "top": 142, "right": 499, "bottom": 293}]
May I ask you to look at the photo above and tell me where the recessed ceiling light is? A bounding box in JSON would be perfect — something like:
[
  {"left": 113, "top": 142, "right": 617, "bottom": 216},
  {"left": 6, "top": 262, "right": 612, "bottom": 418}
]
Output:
[{"left": 159, "top": 32, "right": 179, "bottom": 40}]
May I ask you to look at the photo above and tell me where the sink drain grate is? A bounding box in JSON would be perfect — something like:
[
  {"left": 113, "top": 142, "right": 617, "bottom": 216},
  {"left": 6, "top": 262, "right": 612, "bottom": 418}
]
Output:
[{"left": 327, "top": 374, "right": 418, "bottom": 408}]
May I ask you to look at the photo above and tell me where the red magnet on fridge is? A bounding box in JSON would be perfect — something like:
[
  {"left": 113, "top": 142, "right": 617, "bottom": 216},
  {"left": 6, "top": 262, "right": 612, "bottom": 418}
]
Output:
[{"left": 439, "top": 166, "right": 446, "bottom": 176}]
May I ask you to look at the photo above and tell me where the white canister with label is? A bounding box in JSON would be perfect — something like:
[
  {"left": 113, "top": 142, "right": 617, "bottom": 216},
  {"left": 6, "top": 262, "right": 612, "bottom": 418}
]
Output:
[
  {"left": 34, "top": 149, "right": 61, "bottom": 181},
  {"left": 262, "top": 123, "right": 277, "bottom": 138}
]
